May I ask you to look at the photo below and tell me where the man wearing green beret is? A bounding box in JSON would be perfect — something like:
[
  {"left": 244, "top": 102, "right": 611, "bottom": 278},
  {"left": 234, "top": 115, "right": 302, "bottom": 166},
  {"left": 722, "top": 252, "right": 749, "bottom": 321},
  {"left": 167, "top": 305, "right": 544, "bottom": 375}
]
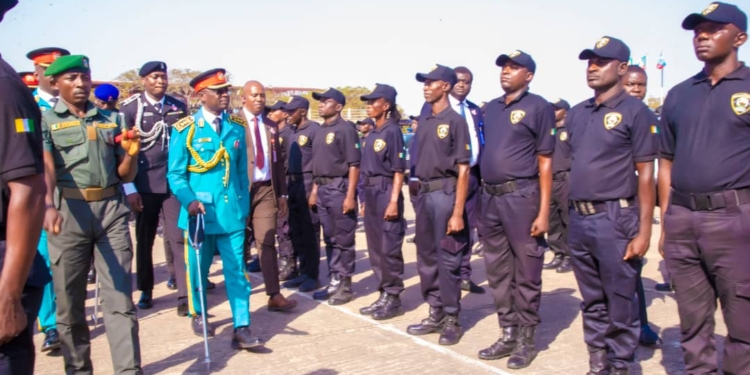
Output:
[{"left": 41, "top": 55, "right": 143, "bottom": 375}]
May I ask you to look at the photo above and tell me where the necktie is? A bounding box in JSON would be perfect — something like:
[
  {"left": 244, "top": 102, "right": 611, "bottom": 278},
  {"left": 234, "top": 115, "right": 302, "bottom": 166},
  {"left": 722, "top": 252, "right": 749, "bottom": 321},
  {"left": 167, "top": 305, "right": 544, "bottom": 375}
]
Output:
[
  {"left": 253, "top": 117, "right": 265, "bottom": 169},
  {"left": 459, "top": 102, "right": 467, "bottom": 119},
  {"left": 154, "top": 102, "right": 162, "bottom": 112},
  {"left": 213, "top": 117, "right": 222, "bottom": 135}
]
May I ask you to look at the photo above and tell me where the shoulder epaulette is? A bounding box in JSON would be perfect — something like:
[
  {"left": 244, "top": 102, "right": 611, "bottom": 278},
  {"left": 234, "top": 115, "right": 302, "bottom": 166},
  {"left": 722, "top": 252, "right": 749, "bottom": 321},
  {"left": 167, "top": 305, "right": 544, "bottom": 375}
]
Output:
[
  {"left": 173, "top": 116, "right": 194, "bottom": 132},
  {"left": 119, "top": 94, "right": 140, "bottom": 107},
  {"left": 229, "top": 114, "right": 246, "bottom": 127}
]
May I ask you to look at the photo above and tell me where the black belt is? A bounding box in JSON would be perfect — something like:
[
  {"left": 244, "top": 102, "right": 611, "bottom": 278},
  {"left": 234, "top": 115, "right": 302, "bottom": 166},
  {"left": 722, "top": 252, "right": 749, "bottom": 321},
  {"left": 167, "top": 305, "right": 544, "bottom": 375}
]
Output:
[
  {"left": 571, "top": 197, "right": 635, "bottom": 216},
  {"left": 289, "top": 173, "right": 307, "bottom": 182},
  {"left": 670, "top": 188, "right": 750, "bottom": 211},
  {"left": 483, "top": 178, "right": 537, "bottom": 196},
  {"left": 363, "top": 175, "right": 392, "bottom": 187},
  {"left": 553, "top": 171, "right": 569, "bottom": 181},
  {"left": 314, "top": 177, "right": 343, "bottom": 186},
  {"left": 419, "top": 177, "right": 456, "bottom": 193}
]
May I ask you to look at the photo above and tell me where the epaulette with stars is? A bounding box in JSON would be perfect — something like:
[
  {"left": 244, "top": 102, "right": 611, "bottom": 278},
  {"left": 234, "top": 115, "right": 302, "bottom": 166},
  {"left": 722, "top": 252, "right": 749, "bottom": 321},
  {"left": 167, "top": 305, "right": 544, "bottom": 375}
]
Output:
[
  {"left": 173, "top": 116, "right": 194, "bottom": 132},
  {"left": 229, "top": 114, "right": 246, "bottom": 127}
]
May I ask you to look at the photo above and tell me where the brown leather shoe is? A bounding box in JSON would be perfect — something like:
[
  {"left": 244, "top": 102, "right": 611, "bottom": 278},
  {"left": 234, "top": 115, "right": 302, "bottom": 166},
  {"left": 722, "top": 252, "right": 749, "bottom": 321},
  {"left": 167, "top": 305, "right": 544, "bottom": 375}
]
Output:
[{"left": 267, "top": 293, "right": 297, "bottom": 312}]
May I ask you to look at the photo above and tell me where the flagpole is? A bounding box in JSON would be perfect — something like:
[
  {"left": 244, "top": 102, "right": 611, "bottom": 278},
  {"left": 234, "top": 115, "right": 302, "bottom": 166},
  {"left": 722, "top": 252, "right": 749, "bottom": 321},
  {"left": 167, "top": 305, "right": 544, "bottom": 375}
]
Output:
[{"left": 660, "top": 68, "right": 664, "bottom": 106}]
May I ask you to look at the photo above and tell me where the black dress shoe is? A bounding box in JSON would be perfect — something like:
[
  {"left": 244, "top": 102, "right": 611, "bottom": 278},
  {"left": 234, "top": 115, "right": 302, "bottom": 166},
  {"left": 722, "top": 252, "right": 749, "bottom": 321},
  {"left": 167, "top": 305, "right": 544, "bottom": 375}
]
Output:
[
  {"left": 586, "top": 346, "right": 610, "bottom": 375},
  {"left": 246, "top": 257, "right": 261, "bottom": 273},
  {"left": 438, "top": 315, "right": 463, "bottom": 346},
  {"left": 206, "top": 280, "right": 216, "bottom": 291},
  {"left": 639, "top": 325, "right": 662, "bottom": 346},
  {"left": 360, "top": 292, "right": 387, "bottom": 316},
  {"left": 298, "top": 277, "right": 321, "bottom": 293},
  {"left": 328, "top": 277, "right": 353, "bottom": 306},
  {"left": 231, "top": 326, "right": 264, "bottom": 350},
  {"left": 507, "top": 326, "right": 538, "bottom": 369},
  {"left": 654, "top": 283, "right": 672, "bottom": 293},
  {"left": 41, "top": 329, "right": 61, "bottom": 352},
  {"left": 137, "top": 291, "right": 153, "bottom": 309},
  {"left": 460, "top": 280, "right": 485, "bottom": 294},
  {"left": 176, "top": 298, "right": 189, "bottom": 317},
  {"left": 556, "top": 256, "right": 573, "bottom": 273},
  {"left": 372, "top": 294, "right": 404, "bottom": 321},
  {"left": 283, "top": 274, "right": 307, "bottom": 289},
  {"left": 87, "top": 268, "right": 97, "bottom": 284},
  {"left": 166, "top": 275, "right": 177, "bottom": 290},
  {"left": 191, "top": 315, "right": 214, "bottom": 337},
  {"left": 543, "top": 253, "right": 564, "bottom": 270},
  {"left": 479, "top": 326, "right": 518, "bottom": 360},
  {"left": 407, "top": 307, "right": 446, "bottom": 336}
]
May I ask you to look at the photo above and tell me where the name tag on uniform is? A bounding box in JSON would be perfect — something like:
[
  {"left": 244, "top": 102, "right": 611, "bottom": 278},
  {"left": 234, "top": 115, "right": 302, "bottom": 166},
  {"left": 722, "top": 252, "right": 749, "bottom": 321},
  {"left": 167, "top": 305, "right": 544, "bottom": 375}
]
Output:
[
  {"left": 167, "top": 111, "right": 184, "bottom": 116},
  {"left": 50, "top": 121, "right": 81, "bottom": 131},
  {"left": 94, "top": 122, "right": 118, "bottom": 129},
  {"left": 196, "top": 192, "right": 213, "bottom": 204},
  {"left": 197, "top": 137, "right": 212, "bottom": 143}
]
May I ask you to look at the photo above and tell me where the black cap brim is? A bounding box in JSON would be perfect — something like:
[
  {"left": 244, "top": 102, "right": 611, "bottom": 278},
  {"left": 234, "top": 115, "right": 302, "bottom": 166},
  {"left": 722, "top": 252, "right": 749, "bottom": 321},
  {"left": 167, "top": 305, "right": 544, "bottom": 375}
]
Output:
[
  {"left": 360, "top": 93, "right": 381, "bottom": 101},
  {"left": 578, "top": 49, "right": 598, "bottom": 60},
  {"left": 311, "top": 92, "right": 327, "bottom": 101},
  {"left": 495, "top": 55, "right": 511, "bottom": 67},
  {"left": 415, "top": 73, "right": 429, "bottom": 82},
  {"left": 681, "top": 13, "right": 724, "bottom": 30}
]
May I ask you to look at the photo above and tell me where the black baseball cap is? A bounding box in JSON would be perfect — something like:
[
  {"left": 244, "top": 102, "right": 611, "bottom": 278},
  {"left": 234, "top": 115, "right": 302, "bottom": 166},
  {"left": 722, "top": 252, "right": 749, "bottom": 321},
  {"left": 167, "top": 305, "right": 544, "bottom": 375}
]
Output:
[
  {"left": 682, "top": 2, "right": 747, "bottom": 32},
  {"left": 496, "top": 50, "right": 537, "bottom": 73},
  {"left": 416, "top": 64, "right": 457, "bottom": 86},
  {"left": 356, "top": 118, "right": 375, "bottom": 126},
  {"left": 550, "top": 98, "right": 571, "bottom": 111},
  {"left": 579, "top": 36, "right": 630, "bottom": 62},
  {"left": 284, "top": 96, "right": 309, "bottom": 111},
  {"left": 312, "top": 88, "right": 346, "bottom": 106},
  {"left": 360, "top": 83, "right": 397, "bottom": 104},
  {"left": 266, "top": 100, "right": 287, "bottom": 111}
]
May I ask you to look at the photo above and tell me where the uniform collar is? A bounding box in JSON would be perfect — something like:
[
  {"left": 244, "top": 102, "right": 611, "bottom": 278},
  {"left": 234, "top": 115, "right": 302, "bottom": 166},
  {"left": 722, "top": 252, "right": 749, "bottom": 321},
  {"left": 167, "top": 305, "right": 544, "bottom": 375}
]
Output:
[
  {"left": 426, "top": 104, "right": 453, "bottom": 120},
  {"left": 321, "top": 116, "right": 343, "bottom": 127},
  {"left": 53, "top": 100, "right": 99, "bottom": 118},
  {"left": 143, "top": 92, "right": 165, "bottom": 107},
  {"left": 691, "top": 63, "right": 750, "bottom": 85},
  {"left": 36, "top": 87, "right": 55, "bottom": 104},
  {"left": 370, "top": 119, "right": 396, "bottom": 134},
  {"left": 200, "top": 107, "right": 223, "bottom": 125},
  {"left": 296, "top": 119, "right": 314, "bottom": 131},
  {"left": 498, "top": 88, "right": 529, "bottom": 107},
  {"left": 585, "top": 89, "right": 627, "bottom": 109}
]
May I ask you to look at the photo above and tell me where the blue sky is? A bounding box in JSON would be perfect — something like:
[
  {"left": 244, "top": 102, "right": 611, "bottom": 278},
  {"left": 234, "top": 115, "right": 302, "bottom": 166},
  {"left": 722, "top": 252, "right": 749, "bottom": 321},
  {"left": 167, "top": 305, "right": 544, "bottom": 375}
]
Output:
[{"left": 1, "top": 0, "right": 748, "bottom": 114}]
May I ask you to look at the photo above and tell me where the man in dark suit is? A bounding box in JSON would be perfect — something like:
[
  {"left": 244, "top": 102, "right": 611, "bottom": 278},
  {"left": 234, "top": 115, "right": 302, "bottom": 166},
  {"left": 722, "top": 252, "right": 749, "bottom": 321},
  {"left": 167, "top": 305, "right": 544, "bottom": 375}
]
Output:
[
  {"left": 239, "top": 81, "right": 297, "bottom": 311},
  {"left": 419, "top": 66, "right": 485, "bottom": 294},
  {"left": 121, "top": 61, "right": 191, "bottom": 314}
]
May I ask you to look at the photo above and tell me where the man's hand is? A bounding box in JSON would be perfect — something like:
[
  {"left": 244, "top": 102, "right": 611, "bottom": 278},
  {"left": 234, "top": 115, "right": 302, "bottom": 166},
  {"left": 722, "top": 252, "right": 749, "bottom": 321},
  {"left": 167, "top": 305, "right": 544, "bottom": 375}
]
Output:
[
  {"left": 127, "top": 193, "right": 143, "bottom": 213},
  {"left": 343, "top": 196, "right": 356, "bottom": 214},
  {"left": 0, "top": 294, "right": 27, "bottom": 345},
  {"left": 447, "top": 214, "right": 465, "bottom": 234},
  {"left": 43, "top": 207, "right": 63, "bottom": 235},
  {"left": 308, "top": 191, "right": 317, "bottom": 208},
  {"left": 384, "top": 202, "right": 398, "bottom": 221},
  {"left": 278, "top": 196, "right": 288, "bottom": 217},
  {"left": 120, "top": 129, "right": 141, "bottom": 156},
  {"left": 624, "top": 233, "right": 650, "bottom": 260},
  {"left": 530, "top": 214, "right": 549, "bottom": 237},
  {"left": 188, "top": 200, "right": 205, "bottom": 216}
]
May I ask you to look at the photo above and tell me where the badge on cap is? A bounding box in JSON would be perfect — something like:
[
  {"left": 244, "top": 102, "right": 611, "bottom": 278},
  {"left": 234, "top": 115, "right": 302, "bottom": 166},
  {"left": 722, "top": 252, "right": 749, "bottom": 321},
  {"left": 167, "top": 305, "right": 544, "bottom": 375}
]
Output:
[
  {"left": 559, "top": 131, "right": 568, "bottom": 142},
  {"left": 702, "top": 3, "right": 719, "bottom": 15},
  {"left": 553, "top": 98, "right": 562, "bottom": 104},
  {"left": 217, "top": 72, "right": 225, "bottom": 80},
  {"left": 298, "top": 135, "right": 308, "bottom": 146},
  {"left": 731, "top": 93, "right": 750, "bottom": 116},
  {"left": 510, "top": 110, "right": 526, "bottom": 124},
  {"left": 509, "top": 50, "right": 521, "bottom": 58},
  {"left": 604, "top": 112, "right": 623, "bottom": 129},
  {"left": 437, "top": 124, "right": 449, "bottom": 139},
  {"left": 160, "top": 62, "right": 166, "bottom": 70},
  {"left": 82, "top": 57, "right": 89, "bottom": 68},
  {"left": 325, "top": 132, "right": 335, "bottom": 144},
  {"left": 373, "top": 139, "right": 386, "bottom": 152},
  {"left": 595, "top": 37, "right": 610, "bottom": 49},
  {"left": 430, "top": 65, "right": 438, "bottom": 72}
]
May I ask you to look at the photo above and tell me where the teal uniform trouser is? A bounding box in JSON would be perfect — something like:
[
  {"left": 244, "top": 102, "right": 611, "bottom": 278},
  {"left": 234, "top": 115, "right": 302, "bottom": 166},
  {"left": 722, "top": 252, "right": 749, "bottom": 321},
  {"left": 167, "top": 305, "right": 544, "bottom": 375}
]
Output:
[
  {"left": 36, "top": 230, "right": 57, "bottom": 333},
  {"left": 185, "top": 229, "right": 251, "bottom": 328}
]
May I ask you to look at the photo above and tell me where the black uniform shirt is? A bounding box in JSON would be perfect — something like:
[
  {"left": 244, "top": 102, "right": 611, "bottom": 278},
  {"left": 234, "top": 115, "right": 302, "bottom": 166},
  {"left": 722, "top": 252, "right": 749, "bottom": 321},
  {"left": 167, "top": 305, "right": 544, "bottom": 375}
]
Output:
[
  {"left": 480, "top": 91, "right": 556, "bottom": 184},
  {"left": 360, "top": 119, "right": 406, "bottom": 177},
  {"left": 288, "top": 120, "right": 320, "bottom": 174},
  {"left": 567, "top": 90, "right": 658, "bottom": 201},
  {"left": 0, "top": 54, "right": 49, "bottom": 287},
  {"left": 312, "top": 116, "right": 361, "bottom": 177},
  {"left": 660, "top": 65, "right": 750, "bottom": 193},
  {"left": 278, "top": 125, "right": 293, "bottom": 174},
  {"left": 552, "top": 125, "right": 571, "bottom": 174},
  {"left": 414, "top": 106, "right": 471, "bottom": 181}
]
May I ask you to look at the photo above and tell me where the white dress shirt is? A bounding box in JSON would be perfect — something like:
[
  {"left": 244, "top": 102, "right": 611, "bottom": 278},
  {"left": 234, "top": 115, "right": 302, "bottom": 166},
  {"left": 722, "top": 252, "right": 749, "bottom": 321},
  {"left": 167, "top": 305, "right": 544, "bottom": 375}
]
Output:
[
  {"left": 143, "top": 92, "right": 165, "bottom": 108},
  {"left": 450, "top": 97, "right": 480, "bottom": 167},
  {"left": 37, "top": 88, "right": 55, "bottom": 105},
  {"left": 243, "top": 108, "right": 271, "bottom": 182},
  {"left": 201, "top": 110, "right": 222, "bottom": 134}
]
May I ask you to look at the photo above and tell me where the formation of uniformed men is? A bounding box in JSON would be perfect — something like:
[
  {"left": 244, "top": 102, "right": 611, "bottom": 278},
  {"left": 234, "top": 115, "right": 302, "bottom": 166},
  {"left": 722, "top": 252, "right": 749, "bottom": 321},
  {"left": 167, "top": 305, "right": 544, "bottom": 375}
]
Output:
[{"left": 0, "top": 1, "right": 749, "bottom": 375}]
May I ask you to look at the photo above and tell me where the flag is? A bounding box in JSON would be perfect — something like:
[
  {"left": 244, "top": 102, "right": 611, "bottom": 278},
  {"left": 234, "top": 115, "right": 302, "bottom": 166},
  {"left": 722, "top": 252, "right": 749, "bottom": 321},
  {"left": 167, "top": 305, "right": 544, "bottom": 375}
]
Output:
[
  {"left": 639, "top": 55, "right": 648, "bottom": 69},
  {"left": 650, "top": 125, "right": 659, "bottom": 134},
  {"left": 14, "top": 118, "right": 35, "bottom": 133},
  {"left": 656, "top": 52, "right": 666, "bottom": 70}
]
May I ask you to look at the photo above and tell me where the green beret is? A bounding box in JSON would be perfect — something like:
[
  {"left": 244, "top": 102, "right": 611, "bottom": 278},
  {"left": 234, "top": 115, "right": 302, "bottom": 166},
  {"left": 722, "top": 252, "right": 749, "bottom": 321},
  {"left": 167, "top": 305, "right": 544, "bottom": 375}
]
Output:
[{"left": 44, "top": 55, "right": 90, "bottom": 77}]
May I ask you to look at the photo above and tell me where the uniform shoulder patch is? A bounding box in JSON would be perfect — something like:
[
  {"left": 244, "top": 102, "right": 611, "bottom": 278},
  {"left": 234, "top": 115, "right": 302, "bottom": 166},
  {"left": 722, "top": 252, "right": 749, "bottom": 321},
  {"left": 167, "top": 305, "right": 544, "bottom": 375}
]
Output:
[
  {"left": 229, "top": 115, "right": 246, "bottom": 127},
  {"left": 119, "top": 94, "right": 140, "bottom": 107},
  {"left": 173, "top": 116, "right": 194, "bottom": 132}
]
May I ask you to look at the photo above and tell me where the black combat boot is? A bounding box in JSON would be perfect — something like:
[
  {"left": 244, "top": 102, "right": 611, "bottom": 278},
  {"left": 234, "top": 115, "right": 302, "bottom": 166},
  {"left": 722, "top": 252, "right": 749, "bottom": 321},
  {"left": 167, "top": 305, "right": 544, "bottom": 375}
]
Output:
[
  {"left": 372, "top": 294, "right": 404, "bottom": 320},
  {"left": 328, "top": 277, "right": 353, "bottom": 305},
  {"left": 438, "top": 314, "right": 463, "bottom": 346},
  {"left": 407, "top": 307, "right": 446, "bottom": 335},
  {"left": 478, "top": 326, "right": 518, "bottom": 360},
  {"left": 313, "top": 274, "right": 341, "bottom": 301},
  {"left": 359, "top": 291, "right": 387, "bottom": 315},
  {"left": 586, "top": 346, "right": 610, "bottom": 375},
  {"left": 507, "top": 325, "right": 538, "bottom": 369}
]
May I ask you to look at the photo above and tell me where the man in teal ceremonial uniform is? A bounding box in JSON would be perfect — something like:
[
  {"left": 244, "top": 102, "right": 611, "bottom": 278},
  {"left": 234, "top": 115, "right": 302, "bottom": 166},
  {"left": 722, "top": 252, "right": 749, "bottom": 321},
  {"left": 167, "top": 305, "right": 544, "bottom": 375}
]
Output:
[
  {"left": 26, "top": 46, "right": 69, "bottom": 353},
  {"left": 167, "top": 68, "right": 263, "bottom": 349}
]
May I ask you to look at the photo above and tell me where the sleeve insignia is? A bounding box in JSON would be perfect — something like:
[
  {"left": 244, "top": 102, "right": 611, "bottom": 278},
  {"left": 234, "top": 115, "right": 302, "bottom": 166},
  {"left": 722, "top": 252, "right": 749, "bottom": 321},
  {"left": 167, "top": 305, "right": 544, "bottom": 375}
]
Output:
[
  {"left": 173, "top": 116, "right": 194, "bottom": 132},
  {"left": 229, "top": 115, "right": 247, "bottom": 127}
]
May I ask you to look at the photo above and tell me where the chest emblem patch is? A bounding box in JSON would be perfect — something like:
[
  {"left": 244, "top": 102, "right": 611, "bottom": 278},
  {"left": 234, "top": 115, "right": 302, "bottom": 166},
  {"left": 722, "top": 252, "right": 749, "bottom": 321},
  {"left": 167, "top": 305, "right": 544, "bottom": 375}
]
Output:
[
  {"left": 731, "top": 93, "right": 750, "bottom": 116},
  {"left": 604, "top": 112, "right": 622, "bottom": 130},
  {"left": 437, "top": 124, "right": 450, "bottom": 139},
  {"left": 559, "top": 131, "right": 568, "bottom": 142},
  {"left": 325, "top": 132, "right": 335, "bottom": 144},
  {"left": 510, "top": 110, "right": 526, "bottom": 124},
  {"left": 298, "top": 135, "right": 308, "bottom": 146},
  {"left": 373, "top": 139, "right": 386, "bottom": 152}
]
